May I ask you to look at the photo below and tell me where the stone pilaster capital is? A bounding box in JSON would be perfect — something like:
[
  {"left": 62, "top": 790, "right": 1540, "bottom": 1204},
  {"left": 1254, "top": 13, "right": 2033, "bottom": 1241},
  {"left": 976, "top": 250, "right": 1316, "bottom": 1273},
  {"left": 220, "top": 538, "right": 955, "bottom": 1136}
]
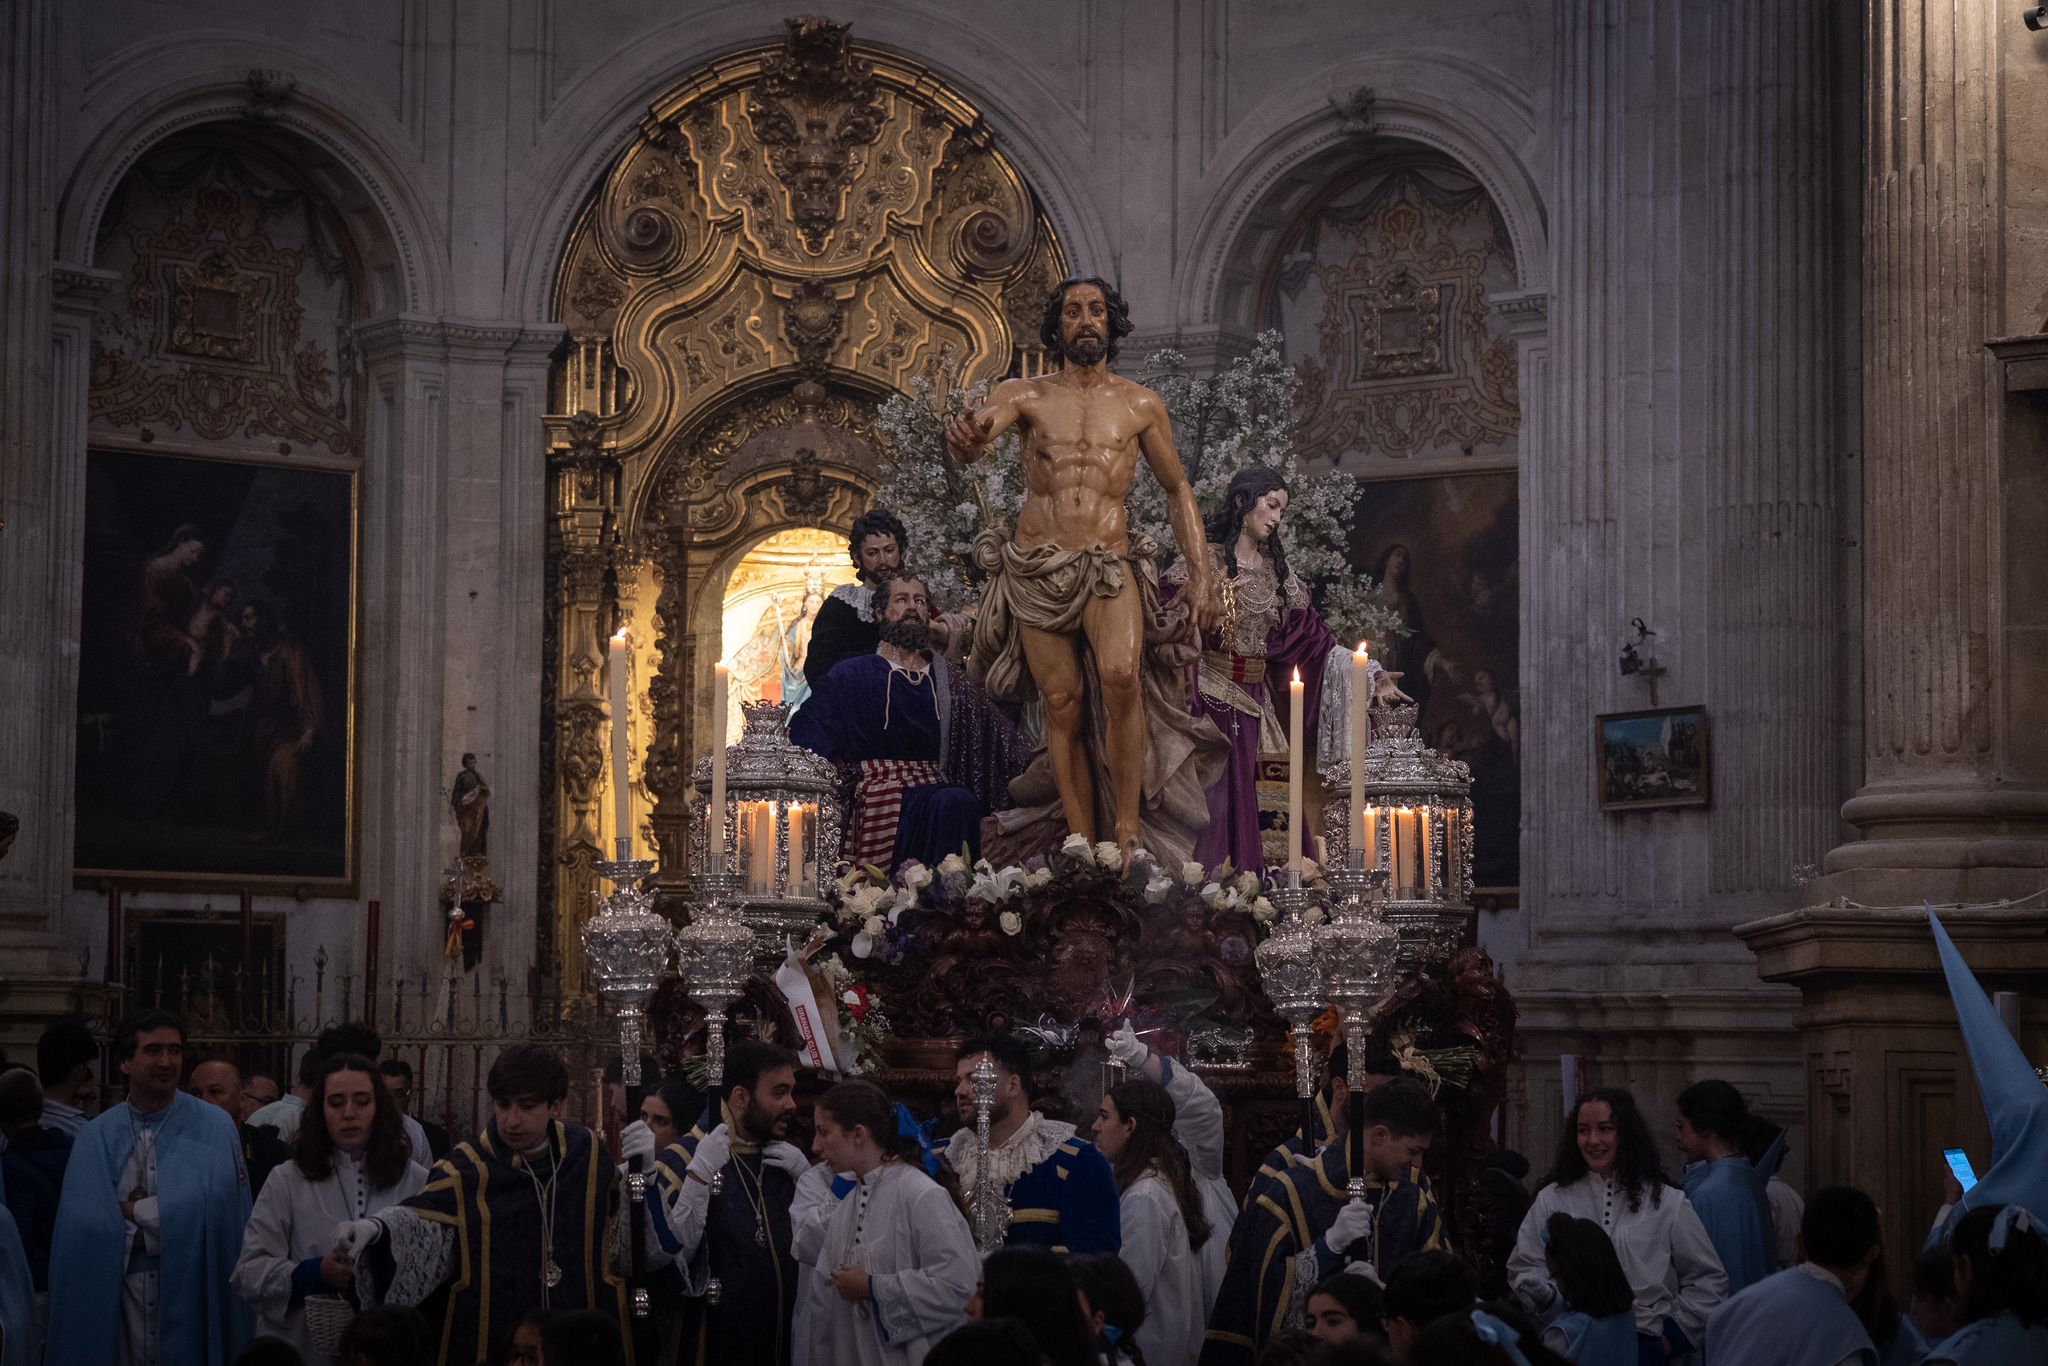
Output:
[
  {"left": 1489, "top": 289, "right": 1549, "bottom": 340},
  {"left": 50, "top": 263, "right": 119, "bottom": 314}
]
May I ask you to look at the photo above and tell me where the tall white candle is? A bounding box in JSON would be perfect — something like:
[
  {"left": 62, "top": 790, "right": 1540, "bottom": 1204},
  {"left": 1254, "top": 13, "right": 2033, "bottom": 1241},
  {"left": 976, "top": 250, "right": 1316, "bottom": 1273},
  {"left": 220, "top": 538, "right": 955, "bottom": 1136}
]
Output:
[
  {"left": 610, "top": 629, "right": 632, "bottom": 853},
  {"left": 1288, "top": 667, "right": 1305, "bottom": 872},
  {"left": 710, "top": 661, "right": 729, "bottom": 873},
  {"left": 1350, "top": 642, "right": 1369, "bottom": 864}
]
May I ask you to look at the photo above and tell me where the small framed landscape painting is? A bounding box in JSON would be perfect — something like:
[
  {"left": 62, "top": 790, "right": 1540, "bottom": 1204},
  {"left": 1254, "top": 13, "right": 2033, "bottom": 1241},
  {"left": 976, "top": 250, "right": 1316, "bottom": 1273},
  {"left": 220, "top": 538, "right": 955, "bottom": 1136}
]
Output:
[{"left": 1596, "top": 706, "right": 1710, "bottom": 812}]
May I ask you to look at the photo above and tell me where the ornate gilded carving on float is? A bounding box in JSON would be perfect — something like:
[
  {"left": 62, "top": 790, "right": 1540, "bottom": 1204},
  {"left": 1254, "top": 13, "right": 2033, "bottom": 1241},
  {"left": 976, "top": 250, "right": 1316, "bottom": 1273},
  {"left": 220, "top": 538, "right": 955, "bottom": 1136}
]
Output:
[
  {"left": 1268, "top": 158, "right": 1519, "bottom": 468},
  {"left": 543, "top": 18, "right": 1064, "bottom": 968},
  {"left": 89, "top": 144, "right": 358, "bottom": 457},
  {"left": 550, "top": 16, "right": 1063, "bottom": 464}
]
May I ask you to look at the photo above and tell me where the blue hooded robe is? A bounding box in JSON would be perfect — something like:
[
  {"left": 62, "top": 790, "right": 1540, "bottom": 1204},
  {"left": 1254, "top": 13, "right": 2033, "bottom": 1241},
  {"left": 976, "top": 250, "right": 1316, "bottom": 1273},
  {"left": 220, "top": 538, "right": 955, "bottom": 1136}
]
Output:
[
  {"left": 1925, "top": 908, "right": 2048, "bottom": 1245},
  {"left": 0, "top": 1164, "right": 36, "bottom": 1366},
  {"left": 1683, "top": 1154, "right": 1775, "bottom": 1293},
  {"left": 47, "top": 1090, "right": 251, "bottom": 1365}
]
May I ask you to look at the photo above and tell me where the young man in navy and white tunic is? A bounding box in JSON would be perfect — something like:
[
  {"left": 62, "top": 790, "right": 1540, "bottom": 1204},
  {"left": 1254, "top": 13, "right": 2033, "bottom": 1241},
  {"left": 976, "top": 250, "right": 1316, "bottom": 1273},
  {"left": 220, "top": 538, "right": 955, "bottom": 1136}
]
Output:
[{"left": 936, "top": 1034, "right": 1120, "bottom": 1255}]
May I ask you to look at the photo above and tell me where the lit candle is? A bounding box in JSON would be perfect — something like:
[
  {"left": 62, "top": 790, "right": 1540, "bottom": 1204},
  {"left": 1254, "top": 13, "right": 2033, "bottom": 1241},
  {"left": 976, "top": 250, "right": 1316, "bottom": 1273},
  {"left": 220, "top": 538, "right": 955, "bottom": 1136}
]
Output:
[
  {"left": 1350, "top": 642, "right": 1369, "bottom": 864},
  {"left": 1288, "top": 666, "right": 1305, "bottom": 872},
  {"left": 788, "top": 803, "right": 807, "bottom": 893},
  {"left": 609, "top": 629, "right": 632, "bottom": 854},
  {"left": 710, "top": 661, "right": 729, "bottom": 873}
]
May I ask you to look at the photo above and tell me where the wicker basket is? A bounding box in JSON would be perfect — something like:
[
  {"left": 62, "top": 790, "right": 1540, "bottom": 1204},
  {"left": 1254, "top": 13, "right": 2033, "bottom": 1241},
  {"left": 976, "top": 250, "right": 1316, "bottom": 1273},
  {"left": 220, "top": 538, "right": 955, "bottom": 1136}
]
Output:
[{"left": 303, "top": 1293, "right": 356, "bottom": 1355}]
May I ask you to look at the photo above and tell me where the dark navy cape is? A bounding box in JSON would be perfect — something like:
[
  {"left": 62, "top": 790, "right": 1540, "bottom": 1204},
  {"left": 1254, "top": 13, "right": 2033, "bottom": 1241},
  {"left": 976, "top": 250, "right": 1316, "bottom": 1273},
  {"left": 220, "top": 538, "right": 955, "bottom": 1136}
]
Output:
[
  {"left": 365, "top": 1119, "right": 629, "bottom": 1366},
  {"left": 47, "top": 1091, "right": 252, "bottom": 1365},
  {"left": 1199, "top": 1142, "right": 1444, "bottom": 1366},
  {"left": 0, "top": 1164, "right": 34, "bottom": 1366},
  {"left": 652, "top": 1111, "right": 798, "bottom": 1366}
]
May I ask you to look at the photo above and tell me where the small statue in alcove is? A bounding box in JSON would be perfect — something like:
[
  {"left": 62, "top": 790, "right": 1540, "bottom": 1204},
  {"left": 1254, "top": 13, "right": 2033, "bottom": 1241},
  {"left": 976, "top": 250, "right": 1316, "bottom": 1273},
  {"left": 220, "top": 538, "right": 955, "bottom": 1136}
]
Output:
[{"left": 449, "top": 752, "right": 490, "bottom": 858}]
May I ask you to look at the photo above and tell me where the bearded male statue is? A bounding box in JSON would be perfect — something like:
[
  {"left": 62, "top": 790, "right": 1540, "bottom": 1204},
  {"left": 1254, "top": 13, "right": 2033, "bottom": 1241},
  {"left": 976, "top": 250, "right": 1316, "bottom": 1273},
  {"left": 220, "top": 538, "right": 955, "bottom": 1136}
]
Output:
[{"left": 946, "top": 277, "right": 1226, "bottom": 865}]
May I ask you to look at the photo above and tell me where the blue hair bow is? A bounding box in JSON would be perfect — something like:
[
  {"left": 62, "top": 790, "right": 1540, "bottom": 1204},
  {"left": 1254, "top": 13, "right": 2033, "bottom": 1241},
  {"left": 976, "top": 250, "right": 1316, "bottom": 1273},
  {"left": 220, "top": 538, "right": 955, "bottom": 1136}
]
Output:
[
  {"left": 895, "top": 1102, "right": 941, "bottom": 1179},
  {"left": 1990, "top": 1204, "right": 2039, "bottom": 1254},
  {"left": 1469, "top": 1309, "right": 1532, "bottom": 1366}
]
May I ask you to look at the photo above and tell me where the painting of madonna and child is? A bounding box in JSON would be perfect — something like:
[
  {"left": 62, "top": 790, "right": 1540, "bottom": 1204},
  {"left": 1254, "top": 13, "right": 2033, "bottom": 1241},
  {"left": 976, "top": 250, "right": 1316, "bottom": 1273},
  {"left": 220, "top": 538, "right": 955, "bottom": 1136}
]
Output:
[{"left": 73, "top": 448, "right": 355, "bottom": 884}]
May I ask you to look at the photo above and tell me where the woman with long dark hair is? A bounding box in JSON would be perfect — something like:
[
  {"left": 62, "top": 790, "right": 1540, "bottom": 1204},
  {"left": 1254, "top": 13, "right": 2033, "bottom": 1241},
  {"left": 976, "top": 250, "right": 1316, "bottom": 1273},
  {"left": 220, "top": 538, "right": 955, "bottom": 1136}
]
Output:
[
  {"left": 1162, "top": 465, "right": 1343, "bottom": 872},
  {"left": 792, "top": 1079, "right": 977, "bottom": 1366},
  {"left": 1092, "top": 1079, "right": 1209, "bottom": 1365},
  {"left": 1507, "top": 1089, "right": 1726, "bottom": 1363},
  {"left": 232, "top": 1053, "right": 427, "bottom": 1362}
]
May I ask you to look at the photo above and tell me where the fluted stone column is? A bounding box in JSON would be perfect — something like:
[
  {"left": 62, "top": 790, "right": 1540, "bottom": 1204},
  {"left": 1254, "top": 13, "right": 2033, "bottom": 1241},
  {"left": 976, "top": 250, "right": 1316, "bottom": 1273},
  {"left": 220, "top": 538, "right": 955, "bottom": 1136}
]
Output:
[
  {"left": 1740, "top": 0, "right": 2048, "bottom": 1268},
  {"left": 1504, "top": 0, "right": 1839, "bottom": 1170}
]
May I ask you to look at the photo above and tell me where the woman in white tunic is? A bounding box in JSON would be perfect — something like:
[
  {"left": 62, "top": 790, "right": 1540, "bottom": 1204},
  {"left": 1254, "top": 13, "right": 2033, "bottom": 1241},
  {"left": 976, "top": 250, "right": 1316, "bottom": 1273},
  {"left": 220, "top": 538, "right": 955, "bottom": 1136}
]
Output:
[
  {"left": 1508, "top": 1088, "right": 1727, "bottom": 1364},
  {"left": 1106, "top": 1022, "right": 1235, "bottom": 1316},
  {"left": 231, "top": 1053, "right": 427, "bottom": 1363},
  {"left": 1094, "top": 1078, "right": 1211, "bottom": 1366},
  {"left": 793, "top": 1080, "right": 979, "bottom": 1366}
]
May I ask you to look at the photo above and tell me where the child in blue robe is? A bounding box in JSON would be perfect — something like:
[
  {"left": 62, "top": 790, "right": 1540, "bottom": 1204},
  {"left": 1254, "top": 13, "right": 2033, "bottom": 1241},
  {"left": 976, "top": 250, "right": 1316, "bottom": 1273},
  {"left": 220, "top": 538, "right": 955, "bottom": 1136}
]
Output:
[
  {"left": 1919, "top": 1204, "right": 2048, "bottom": 1365},
  {"left": 1704, "top": 1185, "right": 1882, "bottom": 1366},
  {"left": 1538, "top": 1212, "right": 1637, "bottom": 1366}
]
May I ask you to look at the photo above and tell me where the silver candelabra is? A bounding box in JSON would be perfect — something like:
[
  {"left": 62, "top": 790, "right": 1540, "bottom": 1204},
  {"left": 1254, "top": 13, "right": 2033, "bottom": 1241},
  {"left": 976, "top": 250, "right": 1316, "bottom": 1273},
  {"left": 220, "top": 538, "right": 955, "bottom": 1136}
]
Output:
[
  {"left": 968, "top": 1053, "right": 1008, "bottom": 1253},
  {"left": 1316, "top": 860, "right": 1399, "bottom": 1201}
]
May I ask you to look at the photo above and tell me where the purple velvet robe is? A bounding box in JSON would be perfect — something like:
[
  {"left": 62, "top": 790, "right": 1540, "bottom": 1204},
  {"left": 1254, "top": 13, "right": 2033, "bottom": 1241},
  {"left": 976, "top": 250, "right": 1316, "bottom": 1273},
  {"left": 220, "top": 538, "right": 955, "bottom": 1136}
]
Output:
[{"left": 1163, "top": 561, "right": 1334, "bottom": 872}]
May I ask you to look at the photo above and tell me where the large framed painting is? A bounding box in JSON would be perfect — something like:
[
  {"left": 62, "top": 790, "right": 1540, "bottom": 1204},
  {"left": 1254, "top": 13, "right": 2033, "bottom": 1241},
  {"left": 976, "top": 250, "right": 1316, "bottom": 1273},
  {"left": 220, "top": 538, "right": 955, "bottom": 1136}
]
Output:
[
  {"left": 1596, "top": 706, "right": 1712, "bottom": 812},
  {"left": 74, "top": 449, "right": 356, "bottom": 886},
  {"left": 1351, "top": 472, "right": 1519, "bottom": 887}
]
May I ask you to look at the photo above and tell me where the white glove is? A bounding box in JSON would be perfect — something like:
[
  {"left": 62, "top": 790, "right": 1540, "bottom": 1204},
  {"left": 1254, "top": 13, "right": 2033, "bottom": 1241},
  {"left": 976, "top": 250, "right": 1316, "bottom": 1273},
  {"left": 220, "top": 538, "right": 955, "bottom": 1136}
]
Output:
[
  {"left": 1321, "top": 1198, "right": 1374, "bottom": 1257},
  {"left": 763, "top": 1141, "right": 810, "bottom": 1178},
  {"left": 686, "top": 1124, "right": 732, "bottom": 1181},
  {"left": 620, "top": 1119, "right": 657, "bottom": 1168},
  {"left": 334, "top": 1218, "right": 383, "bottom": 1259},
  {"left": 1107, "top": 1021, "right": 1148, "bottom": 1069}
]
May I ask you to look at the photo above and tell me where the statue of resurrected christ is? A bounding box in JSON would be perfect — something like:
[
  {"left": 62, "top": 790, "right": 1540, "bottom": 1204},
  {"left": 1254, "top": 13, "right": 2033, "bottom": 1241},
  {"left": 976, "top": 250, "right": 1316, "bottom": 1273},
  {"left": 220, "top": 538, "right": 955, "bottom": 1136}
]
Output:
[{"left": 946, "top": 277, "right": 1227, "bottom": 865}]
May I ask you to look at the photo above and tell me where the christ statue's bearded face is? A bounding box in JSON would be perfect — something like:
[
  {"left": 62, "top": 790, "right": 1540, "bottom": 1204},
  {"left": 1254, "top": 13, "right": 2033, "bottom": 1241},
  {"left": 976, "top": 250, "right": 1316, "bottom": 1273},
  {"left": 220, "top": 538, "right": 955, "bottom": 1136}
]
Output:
[{"left": 1059, "top": 283, "right": 1111, "bottom": 367}]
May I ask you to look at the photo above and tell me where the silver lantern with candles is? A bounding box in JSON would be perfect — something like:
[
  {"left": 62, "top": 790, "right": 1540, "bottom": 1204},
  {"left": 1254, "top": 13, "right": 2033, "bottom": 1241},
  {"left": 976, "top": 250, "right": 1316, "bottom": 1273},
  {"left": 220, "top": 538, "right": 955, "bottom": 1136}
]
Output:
[
  {"left": 688, "top": 700, "right": 841, "bottom": 958},
  {"left": 1321, "top": 700, "right": 1474, "bottom": 972}
]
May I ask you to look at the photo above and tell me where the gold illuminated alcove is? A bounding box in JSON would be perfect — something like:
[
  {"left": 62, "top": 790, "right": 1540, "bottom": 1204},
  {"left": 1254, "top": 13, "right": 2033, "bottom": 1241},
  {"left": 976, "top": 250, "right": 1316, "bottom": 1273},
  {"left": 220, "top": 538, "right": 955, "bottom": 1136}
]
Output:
[{"left": 540, "top": 18, "right": 1064, "bottom": 989}]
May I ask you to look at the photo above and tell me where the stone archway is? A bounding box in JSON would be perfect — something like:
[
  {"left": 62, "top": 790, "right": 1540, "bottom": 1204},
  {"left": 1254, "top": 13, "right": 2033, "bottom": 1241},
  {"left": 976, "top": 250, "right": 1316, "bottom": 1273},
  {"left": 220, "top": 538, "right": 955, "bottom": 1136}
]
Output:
[{"left": 539, "top": 17, "right": 1066, "bottom": 988}]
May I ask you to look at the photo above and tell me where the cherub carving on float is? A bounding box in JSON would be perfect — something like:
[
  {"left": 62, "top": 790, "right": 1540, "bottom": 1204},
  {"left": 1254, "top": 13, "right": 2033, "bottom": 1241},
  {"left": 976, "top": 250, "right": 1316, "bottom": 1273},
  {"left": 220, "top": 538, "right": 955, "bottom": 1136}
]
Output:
[{"left": 948, "top": 277, "right": 1227, "bottom": 866}]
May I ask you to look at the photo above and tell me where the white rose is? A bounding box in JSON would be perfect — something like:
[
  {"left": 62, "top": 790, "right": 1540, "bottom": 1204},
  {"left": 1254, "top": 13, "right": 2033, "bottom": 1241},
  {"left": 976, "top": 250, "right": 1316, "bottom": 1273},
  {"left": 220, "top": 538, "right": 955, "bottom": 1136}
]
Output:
[
  {"left": 1060, "top": 833, "right": 1094, "bottom": 864},
  {"left": 899, "top": 861, "right": 933, "bottom": 891},
  {"left": 1251, "top": 895, "right": 1277, "bottom": 922},
  {"left": 998, "top": 911, "right": 1023, "bottom": 936},
  {"left": 1181, "top": 861, "right": 1206, "bottom": 885},
  {"left": 1024, "top": 867, "right": 1054, "bottom": 889},
  {"left": 938, "top": 852, "right": 969, "bottom": 876},
  {"left": 1144, "top": 876, "right": 1174, "bottom": 904},
  {"left": 842, "top": 989, "right": 861, "bottom": 1008},
  {"left": 863, "top": 915, "right": 886, "bottom": 938},
  {"left": 890, "top": 886, "right": 918, "bottom": 915},
  {"left": 1094, "top": 842, "right": 1123, "bottom": 871},
  {"left": 1199, "top": 881, "right": 1226, "bottom": 909},
  {"left": 1235, "top": 870, "right": 1261, "bottom": 896}
]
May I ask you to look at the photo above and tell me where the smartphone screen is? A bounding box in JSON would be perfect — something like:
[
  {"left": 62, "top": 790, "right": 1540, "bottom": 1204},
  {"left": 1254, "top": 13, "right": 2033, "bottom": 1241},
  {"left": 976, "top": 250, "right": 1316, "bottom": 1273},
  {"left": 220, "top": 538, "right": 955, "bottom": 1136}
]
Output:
[{"left": 1944, "top": 1147, "right": 1978, "bottom": 1192}]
